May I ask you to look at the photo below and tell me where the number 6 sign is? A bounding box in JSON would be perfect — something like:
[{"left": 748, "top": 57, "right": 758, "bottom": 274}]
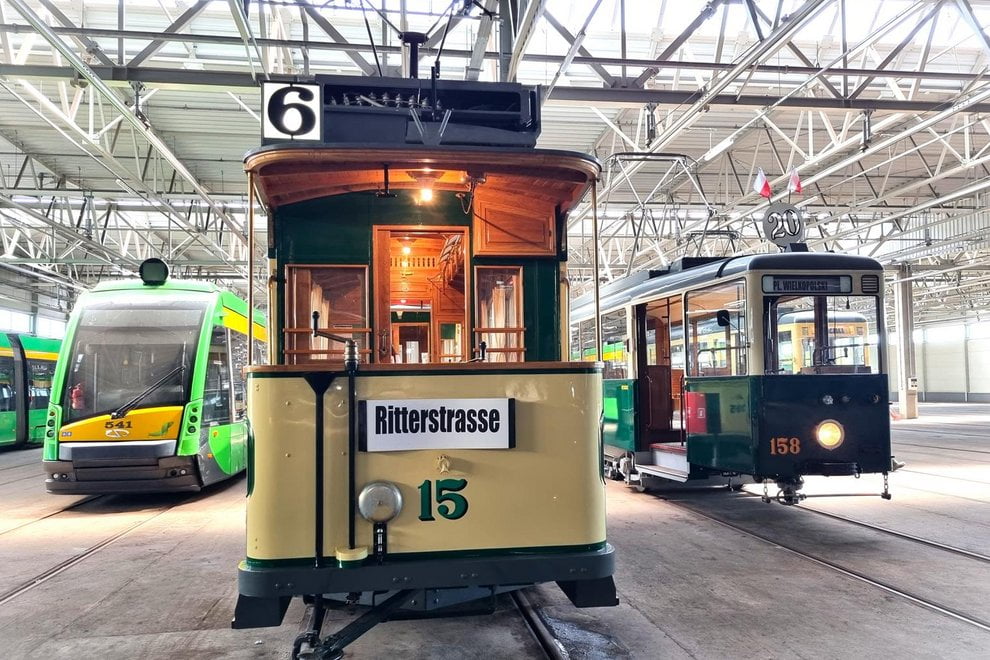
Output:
[
  {"left": 761, "top": 202, "right": 806, "bottom": 247},
  {"left": 261, "top": 82, "right": 322, "bottom": 141}
]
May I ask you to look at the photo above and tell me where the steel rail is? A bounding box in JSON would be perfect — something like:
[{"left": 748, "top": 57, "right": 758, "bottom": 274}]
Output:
[
  {"left": 511, "top": 589, "right": 568, "bottom": 660},
  {"left": 667, "top": 499, "right": 990, "bottom": 634}
]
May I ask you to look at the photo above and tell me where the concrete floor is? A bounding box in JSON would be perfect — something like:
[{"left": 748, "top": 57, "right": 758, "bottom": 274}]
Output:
[{"left": 0, "top": 402, "right": 988, "bottom": 659}]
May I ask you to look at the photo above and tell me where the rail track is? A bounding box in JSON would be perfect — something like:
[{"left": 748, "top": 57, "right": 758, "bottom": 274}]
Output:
[
  {"left": 667, "top": 498, "right": 990, "bottom": 635},
  {"left": 0, "top": 497, "right": 186, "bottom": 606}
]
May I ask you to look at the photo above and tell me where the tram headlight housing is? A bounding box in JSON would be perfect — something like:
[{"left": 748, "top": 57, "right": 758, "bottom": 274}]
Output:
[
  {"left": 357, "top": 481, "right": 403, "bottom": 523},
  {"left": 816, "top": 420, "right": 844, "bottom": 450}
]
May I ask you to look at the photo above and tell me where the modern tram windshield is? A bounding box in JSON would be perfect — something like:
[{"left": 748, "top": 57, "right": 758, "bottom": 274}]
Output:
[
  {"left": 765, "top": 294, "right": 882, "bottom": 375},
  {"left": 62, "top": 299, "right": 208, "bottom": 421}
]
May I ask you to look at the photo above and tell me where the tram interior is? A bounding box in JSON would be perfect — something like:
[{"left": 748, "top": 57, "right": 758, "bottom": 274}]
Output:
[{"left": 288, "top": 226, "right": 526, "bottom": 364}]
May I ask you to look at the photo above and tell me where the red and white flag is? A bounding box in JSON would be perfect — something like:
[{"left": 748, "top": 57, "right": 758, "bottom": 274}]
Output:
[
  {"left": 788, "top": 168, "right": 803, "bottom": 194},
  {"left": 753, "top": 168, "right": 771, "bottom": 198}
]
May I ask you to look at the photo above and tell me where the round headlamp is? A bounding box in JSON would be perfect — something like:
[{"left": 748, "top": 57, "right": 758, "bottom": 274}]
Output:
[
  {"left": 816, "top": 420, "right": 844, "bottom": 450},
  {"left": 357, "top": 481, "right": 403, "bottom": 523}
]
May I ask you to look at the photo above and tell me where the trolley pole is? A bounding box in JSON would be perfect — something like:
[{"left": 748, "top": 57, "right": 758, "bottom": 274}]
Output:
[{"left": 591, "top": 184, "right": 603, "bottom": 363}]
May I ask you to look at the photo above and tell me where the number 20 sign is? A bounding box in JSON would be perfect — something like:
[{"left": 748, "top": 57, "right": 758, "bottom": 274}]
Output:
[
  {"left": 761, "top": 202, "right": 806, "bottom": 247},
  {"left": 261, "top": 82, "right": 322, "bottom": 141}
]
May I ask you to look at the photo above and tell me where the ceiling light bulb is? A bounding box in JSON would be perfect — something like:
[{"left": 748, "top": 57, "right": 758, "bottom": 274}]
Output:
[
  {"left": 402, "top": 246, "right": 411, "bottom": 255},
  {"left": 419, "top": 187, "right": 433, "bottom": 202}
]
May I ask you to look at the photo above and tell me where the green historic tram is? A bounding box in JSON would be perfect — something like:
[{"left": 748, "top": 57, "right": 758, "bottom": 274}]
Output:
[
  {"left": 232, "top": 74, "right": 617, "bottom": 655},
  {"left": 571, "top": 253, "right": 896, "bottom": 503},
  {"left": 0, "top": 333, "right": 60, "bottom": 449},
  {"left": 43, "top": 261, "right": 266, "bottom": 493}
]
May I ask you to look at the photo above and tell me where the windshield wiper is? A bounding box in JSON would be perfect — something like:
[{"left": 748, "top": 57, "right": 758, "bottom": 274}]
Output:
[{"left": 110, "top": 364, "right": 185, "bottom": 420}]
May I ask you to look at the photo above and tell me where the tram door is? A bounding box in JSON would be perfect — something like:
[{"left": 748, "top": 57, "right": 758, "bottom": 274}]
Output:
[
  {"left": 635, "top": 297, "right": 684, "bottom": 448},
  {"left": 372, "top": 227, "right": 469, "bottom": 363}
]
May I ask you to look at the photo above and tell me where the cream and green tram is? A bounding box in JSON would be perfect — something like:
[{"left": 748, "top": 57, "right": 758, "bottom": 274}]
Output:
[
  {"left": 570, "top": 252, "right": 894, "bottom": 503},
  {"left": 233, "top": 75, "right": 616, "bottom": 654}
]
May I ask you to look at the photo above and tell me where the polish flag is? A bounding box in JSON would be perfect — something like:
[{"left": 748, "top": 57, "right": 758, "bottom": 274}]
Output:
[
  {"left": 788, "top": 168, "right": 803, "bottom": 194},
  {"left": 753, "top": 168, "right": 771, "bottom": 198}
]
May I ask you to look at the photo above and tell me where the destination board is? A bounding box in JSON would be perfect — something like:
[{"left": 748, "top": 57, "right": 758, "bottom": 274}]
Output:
[
  {"left": 762, "top": 275, "right": 852, "bottom": 294},
  {"left": 359, "top": 398, "right": 515, "bottom": 451}
]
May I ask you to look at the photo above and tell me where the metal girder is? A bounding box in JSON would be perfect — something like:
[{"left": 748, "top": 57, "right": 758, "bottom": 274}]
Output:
[
  {"left": 4, "top": 22, "right": 990, "bottom": 86},
  {"left": 466, "top": 0, "right": 498, "bottom": 80},
  {"left": 126, "top": 0, "right": 210, "bottom": 68},
  {"left": 8, "top": 0, "right": 249, "bottom": 253},
  {"left": 543, "top": 0, "right": 605, "bottom": 100},
  {"left": 35, "top": 0, "right": 115, "bottom": 67},
  {"left": 543, "top": 10, "right": 614, "bottom": 87},
  {"left": 300, "top": 3, "right": 376, "bottom": 76},
  {"left": 632, "top": 0, "right": 726, "bottom": 88},
  {"left": 506, "top": 0, "right": 546, "bottom": 82}
]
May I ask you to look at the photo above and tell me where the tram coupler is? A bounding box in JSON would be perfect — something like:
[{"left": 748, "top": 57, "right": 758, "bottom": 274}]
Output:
[
  {"left": 301, "top": 589, "right": 414, "bottom": 660},
  {"left": 763, "top": 477, "right": 805, "bottom": 505}
]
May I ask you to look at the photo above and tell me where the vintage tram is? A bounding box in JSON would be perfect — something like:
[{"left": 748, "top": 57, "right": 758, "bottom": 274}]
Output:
[
  {"left": 43, "top": 260, "right": 266, "bottom": 493},
  {"left": 570, "top": 252, "right": 896, "bottom": 503},
  {"left": 232, "top": 75, "right": 617, "bottom": 655},
  {"left": 0, "top": 333, "right": 60, "bottom": 449}
]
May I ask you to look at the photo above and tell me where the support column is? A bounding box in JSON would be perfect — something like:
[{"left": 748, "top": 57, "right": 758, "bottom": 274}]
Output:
[{"left": 894, "top": 267, "right": 918, "bottom": 419}]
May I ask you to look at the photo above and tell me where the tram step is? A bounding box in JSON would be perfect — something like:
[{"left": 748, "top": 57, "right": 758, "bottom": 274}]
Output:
[
  {"left": 647, "top": 442, "right": 690, "bottom": 479},
  {"left": 635, "top": 463, "right": 690, "bottom": 483}
]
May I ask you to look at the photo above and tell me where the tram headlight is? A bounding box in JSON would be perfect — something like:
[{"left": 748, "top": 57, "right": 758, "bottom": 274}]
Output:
[
  {"left": 357, "top": 481, "right": 404, "bottom": 523},
  {"left": 816, "top": 420, "right": 844, "bottom": 450}
]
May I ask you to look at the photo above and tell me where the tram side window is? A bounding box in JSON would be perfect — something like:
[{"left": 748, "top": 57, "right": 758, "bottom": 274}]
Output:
[
  {"left": 229, "top": 330, "right": 248, "bottom": 422},
  {"left": 27, "top": 359, "right": 55, "bottom": 409},
  {"left": 601, "top": 310, "right": 629, "bottom": 378},
  {"left": 286, "top": 266, "right": 369, "bottom": 365},
  {"left": 0, "top": 356, "right": 14, "bottom": 412},
  {"left": 203, "top": 327, "right": 232, "bottom": 425},
  {"left": 475, "top": 266, "right": 524, "bottom": 362},
  {"left": 686, "top": 281, "right": 748, "bottom": 377}
]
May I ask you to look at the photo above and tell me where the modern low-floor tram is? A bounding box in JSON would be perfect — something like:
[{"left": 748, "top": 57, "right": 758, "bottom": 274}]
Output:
[
  {"left": 0, "top": 333, "right": 60, "bottom": 449},
  {"left": 43, "top": 261, "right": 266, "bottom": 493},
  {"left": 571, "top": 252, "right": 895, "bottom": 504}
]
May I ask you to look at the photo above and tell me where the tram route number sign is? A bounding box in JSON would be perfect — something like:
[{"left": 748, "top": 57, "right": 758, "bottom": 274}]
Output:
[
  {"left": 761, "top": 202, "right": 806, "bottom": 247},
  {"left": 261, "top": 82, "right": 322, "bottom": 142},
  {"left": 359, "top": 398, "right": 516, "bottom": 452}
]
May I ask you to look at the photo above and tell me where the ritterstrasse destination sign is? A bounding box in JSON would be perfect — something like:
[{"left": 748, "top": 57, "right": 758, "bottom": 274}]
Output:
[{"left": 359, "top": 398, "right": 515, "bottom": 451}]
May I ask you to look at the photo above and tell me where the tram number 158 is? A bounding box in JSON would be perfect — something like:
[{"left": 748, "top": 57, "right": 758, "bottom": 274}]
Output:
[{"left": 769, "top": 437, "right": 801, "bottom": 455}]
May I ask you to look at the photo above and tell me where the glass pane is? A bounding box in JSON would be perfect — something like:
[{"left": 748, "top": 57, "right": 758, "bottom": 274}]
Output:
[
  {"left": 27, "top": 358, "right": 55, "bottom": 410},
  {"left": 286, "top": 266, "right": 368, "bottom": 364},
  {"left": 686, "top": 281, "right": 748, "bottom": 377},
  {"left": 203, "top": 327, "right": 231, "bottom": 425},
  {"left": 475, "top": 267, "right": 523, "bottom": 363},
  {"left": 63, "top": 298, "right": 207, "bottom": 421},
  {"left": 601, "top": 309, "right": 628, "bottom": 378},
  {"left": 768, "top": 295, "right": 881, "bottom": 375},
  {"left": 0, "top": 355, "right": 14, "bottom": 412}
]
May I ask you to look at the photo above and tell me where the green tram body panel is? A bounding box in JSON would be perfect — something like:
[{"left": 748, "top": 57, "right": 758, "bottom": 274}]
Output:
[
  {"left": 0, "top": 334, "right": 61, "bottom": 449},
  {"left": 43, "top": 278, "right": 265, "bottom": 493},
  {"left": 602, "top": 379, "right": 637, "bottom": 452},
  {"left": 273, "top": 191, "right": 560, "bottom": 362},
  {"left": 684, "top": 374, "right": 891, "bottom": 479},
  {"left": 602, "top": 374, "right": 891, "bottom": 480}
]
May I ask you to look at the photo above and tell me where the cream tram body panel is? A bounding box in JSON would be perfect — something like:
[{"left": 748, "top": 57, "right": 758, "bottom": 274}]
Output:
[{"left": 246, "top": 368, "right": 605, "bottom": 562}]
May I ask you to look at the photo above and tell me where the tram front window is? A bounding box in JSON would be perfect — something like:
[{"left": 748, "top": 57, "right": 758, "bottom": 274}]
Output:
[
  {"left": 62, "top": 300, "right": 207, "bottom": 421},
  {"left": 766, "top": 294, "right": 882, "bottom": 374}
]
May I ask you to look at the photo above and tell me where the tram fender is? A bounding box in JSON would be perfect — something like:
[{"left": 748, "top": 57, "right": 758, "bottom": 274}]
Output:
[{"left": 231, "top": 594, "right": 291, "bottom": 629}]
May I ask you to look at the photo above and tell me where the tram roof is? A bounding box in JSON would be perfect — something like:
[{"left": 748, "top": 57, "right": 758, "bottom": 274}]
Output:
[
  {"left": 243, "top": 144, "right": 600, "bottom": 211},
  {"left": 571, "top": 252, "right": 884, "bottom": 322}
]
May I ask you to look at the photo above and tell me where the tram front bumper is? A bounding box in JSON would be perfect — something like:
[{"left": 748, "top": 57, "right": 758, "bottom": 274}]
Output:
[
  {"left": 44, "top": 447, "right": 200, "bottom": 494},
  {"left": 232, "top": 543, "right": 618, "bottom": 629}
]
